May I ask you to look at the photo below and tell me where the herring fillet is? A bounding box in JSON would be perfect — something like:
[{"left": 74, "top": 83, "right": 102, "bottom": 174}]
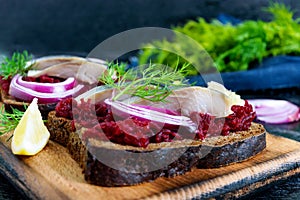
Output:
[
  {"left": 30, "top": 56, "right": 86, "bottom": 70},
  {"left": 135, "top": 82, "right": 244, "bottom": 118},
  {"left": 166, "top": 85, "right": 244, "bottom": 117},
  {"left": 28, "top": 57, "right": 107, "bottom": 84}
]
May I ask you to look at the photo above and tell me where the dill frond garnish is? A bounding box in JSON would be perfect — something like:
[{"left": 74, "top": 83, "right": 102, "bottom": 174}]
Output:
[
  {"left": 100, "top": 62, "right": 190, "bottom": 102},
  {"left": 0, "top": 50, "right": 32, "bottom": 79},
  {"left": 0, "top": 105, "right": 25, "bottom": 135}
]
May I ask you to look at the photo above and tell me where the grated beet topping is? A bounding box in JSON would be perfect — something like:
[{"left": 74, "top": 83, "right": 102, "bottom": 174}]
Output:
[
  {"left": 55, "top": 97, "right": 74, "bottom": 119},
  {"left": 190, "top": 100, "right": 256, "bottom": 139},
  {"left": 55, "top": 98, "right": 256, "bottom": 148},
  {"left": 0, "top": 75, "right": 65, "bottom": 95},
  {"left": 23, "top": 75, "right": 65, "bottom": 83}
]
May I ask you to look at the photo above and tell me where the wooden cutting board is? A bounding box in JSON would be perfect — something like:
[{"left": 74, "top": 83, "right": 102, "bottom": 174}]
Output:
[{"left": 0, "top": 129, "right": 300, "bottom": 200}]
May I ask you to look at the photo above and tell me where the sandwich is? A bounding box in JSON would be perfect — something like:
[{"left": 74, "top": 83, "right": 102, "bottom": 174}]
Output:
[
  {"left": 0, "top": 51, "right": 107, "bottom": 118},
  {"left": 46, "top": 64, "right": 266, "bottom": 186}
]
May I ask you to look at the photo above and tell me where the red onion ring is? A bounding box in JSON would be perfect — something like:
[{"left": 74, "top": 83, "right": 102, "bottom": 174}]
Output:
[
  {"left": 16, "top": 74, "right": 76, "bottom": 93},
  {"left": 9, "top": 74, "right": 84, "bottom": 104},
  {"left": 248, "top": 99, "right": 300, "bottom": 124}
]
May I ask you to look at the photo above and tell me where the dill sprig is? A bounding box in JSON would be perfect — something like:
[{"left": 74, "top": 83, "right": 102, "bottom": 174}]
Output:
[
  {"left": 0, "top": 50, "right": 32, "bottom": 80},
  {"left": 100, "top": 62, "right": 190, "bottom": 102},
  {"left": 0, "top": 105, "right": 25, "bottom": 136}
]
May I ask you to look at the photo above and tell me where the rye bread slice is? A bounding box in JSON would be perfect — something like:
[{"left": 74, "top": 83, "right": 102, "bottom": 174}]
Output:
[
  {"left": 47, "top": 111, "right": 266, "bottom": 186},
  {"left": 84, "top": 123, "right": 266, "bottom": 186},
  {"left": 47, "top": 111, "right": 74, "bottom": 146},
  {"left": 47, "top": 111, "right": 88, "bottom": 170}
]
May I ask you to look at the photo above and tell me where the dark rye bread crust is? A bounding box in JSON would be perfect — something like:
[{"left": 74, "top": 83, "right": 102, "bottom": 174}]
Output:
[
  {"left": 47, "top": 111, "right": 266, "bottom": 186},
  {"left": 47, "top": 111, "right": 74, "bottom": 146},
  {"left": 47, "top": 111, "right": 87, "bottom": 169},
  {"left": 84, "top": 124, "right": 266, "bottom": 186}
]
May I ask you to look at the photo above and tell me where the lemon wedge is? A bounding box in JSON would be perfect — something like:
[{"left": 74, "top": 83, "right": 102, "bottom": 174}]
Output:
[{"left": 11, "top": 98, "right": 50, "bottom": 155}]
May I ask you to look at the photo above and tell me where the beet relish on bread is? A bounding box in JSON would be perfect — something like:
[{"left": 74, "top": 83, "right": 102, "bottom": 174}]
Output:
[
  {"left": 54, "top": 97, "right": 255, "bottom": 148},
  {"left": 45, "top": 62, "right": 265, "bottom": 187},
  {"left": 56, "top": 65, "right": 257, "bottom": 147},
  {"left": 47, "top": 82, "right": 266, "bottom": 186},
  {"left": 0, "top": 52, "right": 107, "bottom": 118}
]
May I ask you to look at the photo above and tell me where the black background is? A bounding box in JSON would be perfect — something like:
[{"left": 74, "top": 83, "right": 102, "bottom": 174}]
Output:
[{"left": 0, "top": 0, "right": 300, "bottom": 56}]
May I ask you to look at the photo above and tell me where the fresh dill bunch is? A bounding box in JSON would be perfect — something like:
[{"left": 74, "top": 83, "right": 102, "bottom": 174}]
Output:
[
  {"left": 100, "top": 62, "right": 190, "bottom": 102},
  {"left": 0, "top": 105, "right": 26, "bottom": 136},
  {"left": 0, "top": 50, "right": 32, "bottom": 80},
  {"left": 139, "top": 3, "right": 300, "bottom": 73}
]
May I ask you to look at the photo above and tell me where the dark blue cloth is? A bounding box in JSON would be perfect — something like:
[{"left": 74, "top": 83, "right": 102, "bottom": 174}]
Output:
[
  {"left": 188, "top": 56, "right": 300, "bottom": 91},
  {"left": 217, "top": 13, "right": 242, "bottom": 25}
]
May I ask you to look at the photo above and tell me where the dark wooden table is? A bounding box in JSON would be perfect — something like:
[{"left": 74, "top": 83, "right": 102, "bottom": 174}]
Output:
[{"left": 0, "top": 89, "right": 300, "bottom": 199}]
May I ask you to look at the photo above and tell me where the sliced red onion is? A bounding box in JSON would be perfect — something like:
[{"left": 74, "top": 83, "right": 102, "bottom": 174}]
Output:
[
  {"left": 15, "top": 74, "right": 76, "bottom": 93},
  {"left": 131, "top": 104, "right": 180, "bottom": 130},
  {"left": 105, "top": 99, "right": 197, "bottom": 132},
  {"left": 248, "top": 99, "right": 300, "bottom": 124},
  {"left": 9, "top": 74, "right": 84, "bottom": 104},
  {"left": 133, "top": 104, "right": 179, "bottom": 116}
]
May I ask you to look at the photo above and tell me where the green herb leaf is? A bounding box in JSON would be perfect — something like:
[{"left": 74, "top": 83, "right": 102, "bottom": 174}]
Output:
[
  {"left": 0, "top": 105, "right": 25, "bottom": 136},
  {"left": 139, "top": 3, "right": 300, "bottom": 74},
  {"left": 0, "top": 50, "right": 32, "bottom": 79},
  {"left": 100, "top": 62, "right": 189, "bottom": 102}
]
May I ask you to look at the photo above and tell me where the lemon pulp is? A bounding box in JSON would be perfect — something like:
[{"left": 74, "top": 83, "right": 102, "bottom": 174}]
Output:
[{"left": 11, "top": 98, "right": 50, "bottom": 155}]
